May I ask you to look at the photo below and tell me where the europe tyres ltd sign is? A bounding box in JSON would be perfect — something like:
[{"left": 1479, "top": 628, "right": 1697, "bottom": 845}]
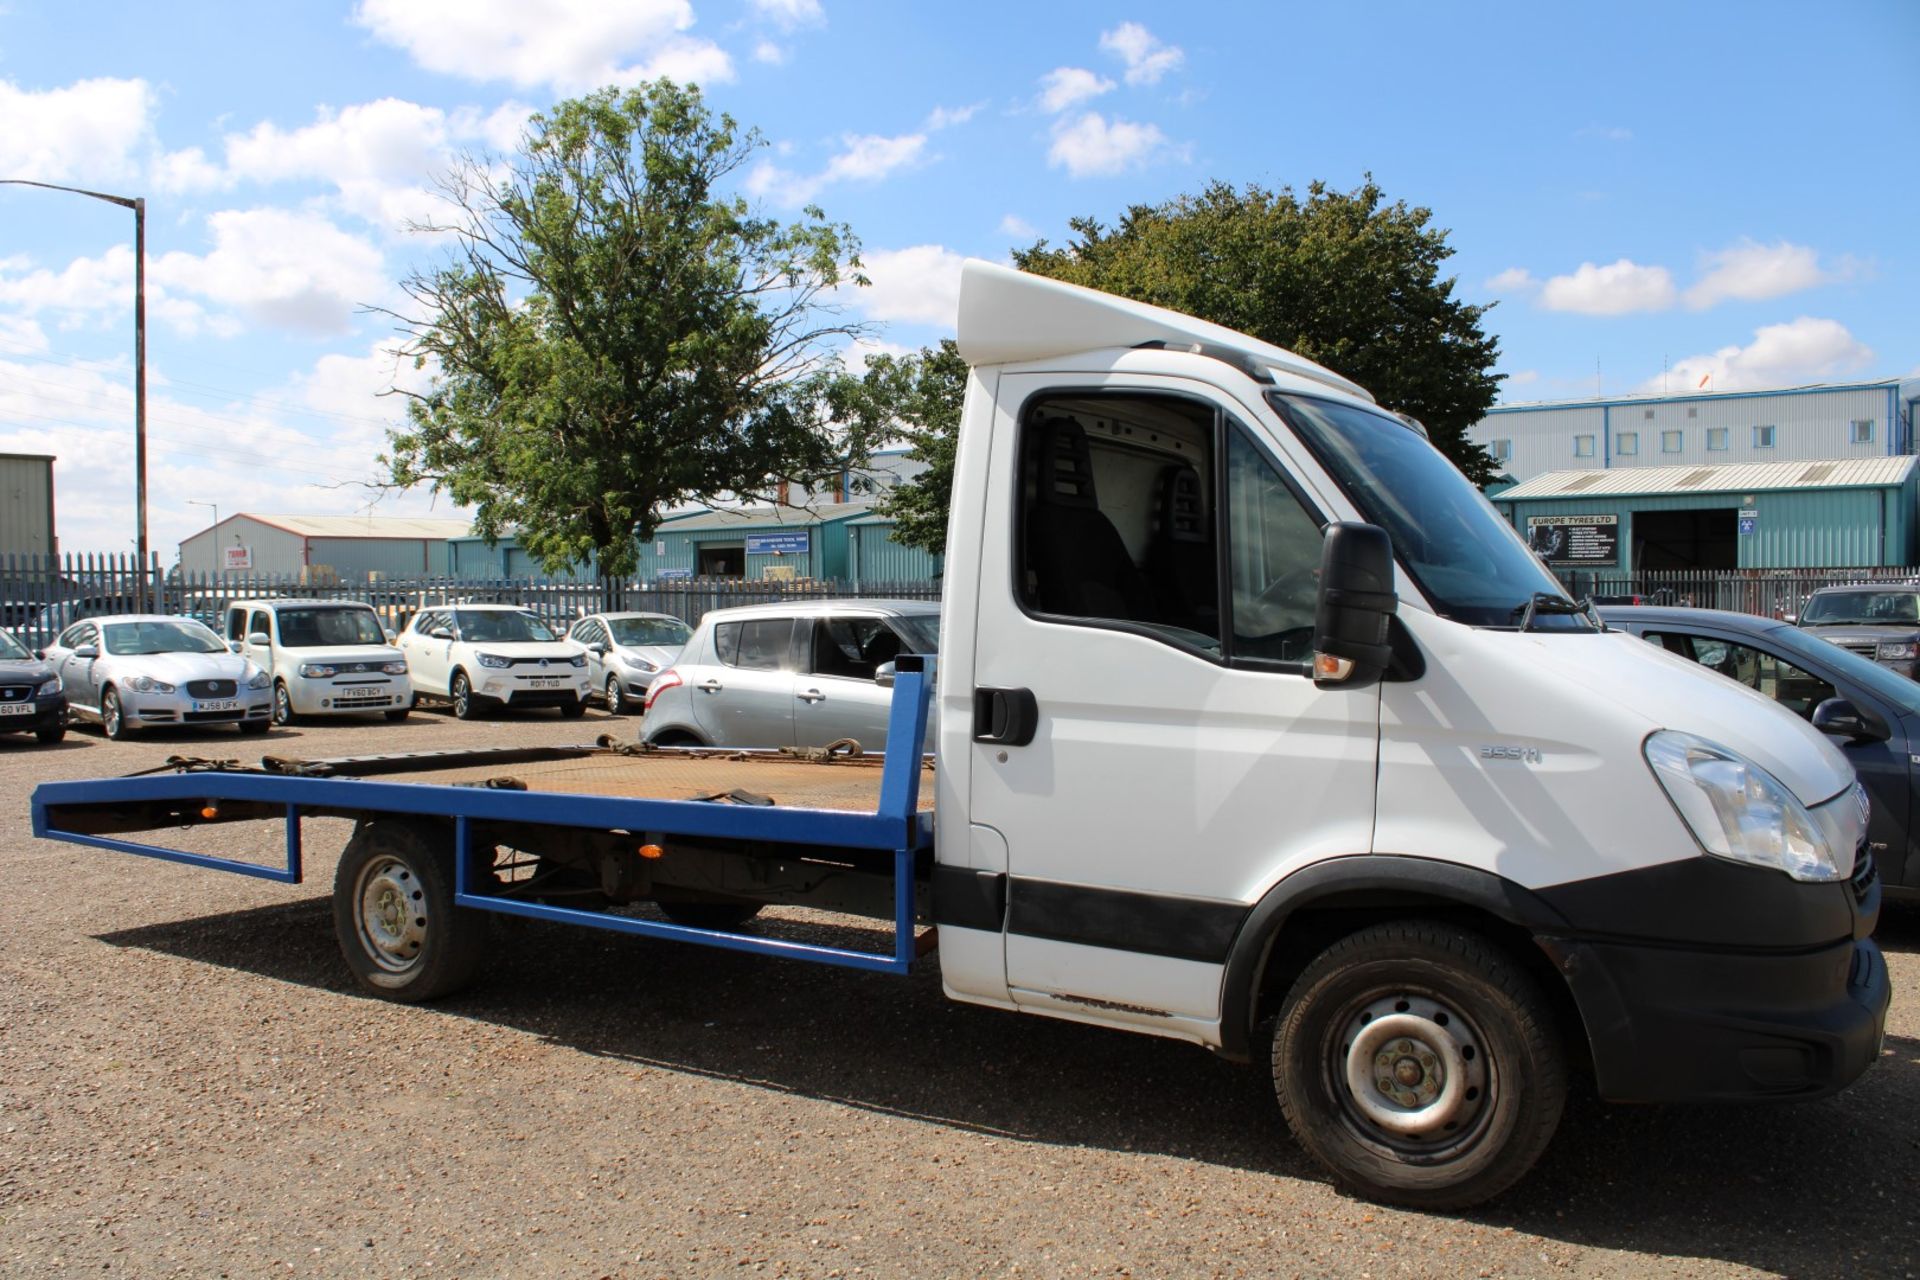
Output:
[{"left": 1525, "top": 514, "right": 1618, "bottom": 566}]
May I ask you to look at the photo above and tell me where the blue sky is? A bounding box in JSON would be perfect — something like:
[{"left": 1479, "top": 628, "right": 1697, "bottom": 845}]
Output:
[{"left": 2, "top": 0, "right": 1914, "bottom": 554}]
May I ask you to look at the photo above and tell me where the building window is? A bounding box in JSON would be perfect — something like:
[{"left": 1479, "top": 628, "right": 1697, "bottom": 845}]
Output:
[
  {"left": 1616, "top": 432, "right": 1639, "bottom": 456},
  {"left": 1661, "top": 431, "right": 1683, "bottom": 453},
  {"left": 1706, "top": 427, "right": 1728, "bottom": 450},
  {"left": 1574, "top": 434, "right": 1595, "bottom": 458},
  {"left": 1643, "top": 409, "right": 1655, "bottom": 420},
  {"left": 1490, "top": 438, "right": 1512, "bottom": 462},
  {"left": 1852, "top": 419, "right": 1875, "bottom": 444},
  {"left": 1753, "top": 425, "right": 1776, "bottom": 448},
  {"left": 1687, "top": 407, "right": 1698, "bottom": 419}
]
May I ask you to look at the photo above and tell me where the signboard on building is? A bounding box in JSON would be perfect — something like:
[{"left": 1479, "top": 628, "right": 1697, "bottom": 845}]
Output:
[
  {"left": 1525, "top": 514, "right": 1618, "bottom": 566},
  {"left": 746, "top": 531, "right": 810, "bottom": 556},
  {"left": 1738, "top": 508, "right": 1759, "bottom": 536},
  {"left": 761, "top": 564, "right": 797, "bottom": 582},
  {"left": 656, "top": 567, "right": 692, "bottom": 580},
  {"left": 223, "top": 545, "right": 253, "bottom": 571}
]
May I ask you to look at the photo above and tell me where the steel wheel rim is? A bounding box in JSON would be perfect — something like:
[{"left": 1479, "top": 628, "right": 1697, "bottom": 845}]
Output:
[
  {"left": 353, "top": 854, "right": 428, "bottom": 974},
  {"left": 1326, "top": 988, "right": 1494, "bottom": 1160}
]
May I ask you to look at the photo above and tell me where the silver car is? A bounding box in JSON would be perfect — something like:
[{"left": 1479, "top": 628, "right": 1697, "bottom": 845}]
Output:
[
  {"left": 567, "top": 611, "right": 692, "bottom": 715},
  {"left": 45, "top": 614, "right": 273, "bottom": 739},
  {"left": 640, "top": 599, "right": 938, "bottom": 750}
]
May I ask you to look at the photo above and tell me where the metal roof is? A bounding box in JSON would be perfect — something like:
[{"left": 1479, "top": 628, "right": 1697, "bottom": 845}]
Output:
[
  {"left": 232, "top": 514, "right": 473, "bottom": 539},
  {"left": 1498, "top": 456, "right": 1919, "bottom": 500},
  {"left": 1487, "top": 376, "right": 1912, "bottom": 414},
  {"left": 654, "top": 502, "right": 872, "bottom": 533}
]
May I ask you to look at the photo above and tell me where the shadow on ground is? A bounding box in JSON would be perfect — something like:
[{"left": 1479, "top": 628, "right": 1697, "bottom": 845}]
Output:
[{"left": 98, "top": 897, "right": 1920, "bottom": 1276}]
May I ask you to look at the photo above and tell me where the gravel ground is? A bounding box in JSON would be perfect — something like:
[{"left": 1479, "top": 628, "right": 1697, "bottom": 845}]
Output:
[{"left": 1, "top": 706, "right": 1916, "bottom": 1279}]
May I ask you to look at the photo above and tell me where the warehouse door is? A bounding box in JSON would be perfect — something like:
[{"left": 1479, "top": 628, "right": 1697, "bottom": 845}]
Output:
[{"left": 1633, "top": 508, "right": 1736, "bottom": 570}]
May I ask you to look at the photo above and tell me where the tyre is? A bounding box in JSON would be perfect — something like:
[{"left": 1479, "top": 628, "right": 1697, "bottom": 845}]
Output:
[
  {"left": 101, "top": 686, "right": 130, "bottom": 740},
  {"left": 450, "top": 670, "right": 480, "bottom": 720},
  {"left": 332, "top": 821, "right": 487, "bottom": 1001},
  {"left": 238, "top": 718, "right": 270, "bottom": 735},
  {"left": 1270, "top": 920, "right": 1566, "bottom": 1210},
  {"left": 603, "top": 675, "right": 626, "bottom": 716},
  {"left": 647, "top": 729, "right": 706, "bottom": 748},
  {"left": 384, "top": 706, "right": 410, "bottom": 722},
  {"left": 272, "top": 681, "right": 298, "bottom": 726},
  {"left": 35, "top": 721, "right": 65, "bottom": 745},
  {"left": 559, "top": 699, "right": 587, "bottom": 719},
  {"left": 656, "top": 900, "right": 762, "bottom": 930}
]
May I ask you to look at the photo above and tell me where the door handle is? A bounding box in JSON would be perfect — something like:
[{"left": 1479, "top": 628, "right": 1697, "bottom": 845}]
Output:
[
  {"left": 696, "top": 679, "right": 724, "bottom": 694},
  {"left": 797, "top": 688, "right": 826, "bottom": 703},
  {"left": 973, "top": 687, "right": 1039, "bottom": 746}
]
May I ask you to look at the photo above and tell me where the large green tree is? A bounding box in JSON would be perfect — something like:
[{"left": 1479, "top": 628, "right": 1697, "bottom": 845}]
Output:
[
  {"left": 382, "top": 81, "right": 882, "bottom": 586},
  {"left": 864, "top": 338, "right": 967, "bottom": 555}
]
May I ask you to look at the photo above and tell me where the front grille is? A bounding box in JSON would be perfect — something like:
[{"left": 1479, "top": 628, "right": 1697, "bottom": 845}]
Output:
[
  {"left": 1850, "top": 847, "right": 1878, "bottom": 904},
  {"left": 187, "top": 679, "right": 236, "bottom": 698},
  {"left": 507, "top": 657, "right": 572, "bottom": 668},
  {"left": 1839, "top": 642, "right": 1877, "bottom": 659},
  {"left": 0, "top": 684, "right": 32, "bottom": 702}
]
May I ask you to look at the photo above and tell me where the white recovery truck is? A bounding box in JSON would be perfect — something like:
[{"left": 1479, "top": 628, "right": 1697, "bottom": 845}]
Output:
[{"left": 32, "top": 262, "right": 1890, "bottom": 1208}]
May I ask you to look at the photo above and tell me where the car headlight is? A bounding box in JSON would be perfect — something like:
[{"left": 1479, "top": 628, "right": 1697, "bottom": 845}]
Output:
[
  {"left": 122, "top": 675, "right": 176, "bottom": 694},
  {"left": 36, "top": 676, "right": 62, "bottom": 696},
  {"left": 1644, "top": 730, "right": 1859, "bottom": 882},
  {"left": 477, "top": 653, "right": 511, "bottom": 669},
  {"left": 1875, "top": 641, "right": 1916, "bottom": 660},
  {"left": 569, "top": 654, "right": 588, "bottom": 668},
  {"left": 300, "top": 663, "right": 338, "bottom": 678},
  {"left": 382, "top": 660, "right": 408, "bottom": 675},
  {"left": 621, "top": 654, "right": 658, "bottom": 673},
  {"left": 247, "top": 668, "right": 273, "bottom": 690}
]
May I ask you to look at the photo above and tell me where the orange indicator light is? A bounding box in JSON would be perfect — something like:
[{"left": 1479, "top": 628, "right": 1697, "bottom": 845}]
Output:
[{"left": 638, "top": 843, "right": 664, "bottom": 860}]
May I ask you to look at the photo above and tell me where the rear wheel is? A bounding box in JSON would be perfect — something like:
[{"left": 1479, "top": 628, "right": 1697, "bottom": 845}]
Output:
[
  {"left": 603, "top": 675, "right": 626, "bottom": 716},
  {"left": 272, "top": 681, "right": 298, "bottom": 726},
  {"left": 101, "top": 686, "right": 129, "bottom": 740},
  {"left": 450, "top": 670, "right": 480, "bottom": 720},
  {"left": 332, "top": 821, "right": 486, "bottom": 1001},
  {"left": 1270, "top": 920, "right": 1566, "bottom": 1210},
  {"left": 656, "top": 900, "right": 762, "bottom": 930}
]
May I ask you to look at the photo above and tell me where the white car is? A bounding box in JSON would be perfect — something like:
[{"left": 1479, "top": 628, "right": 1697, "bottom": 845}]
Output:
[
  {"left": 44, "top": 614, "right": 273, "bottom": 739},
  {"left": 565, "top": 611, "right": 691, "bottom": 715},
  {"left": 397, "top": 603, "right": 590, "bottom": 719},
  {"left": 224, "top": 598, "right": 413, "bottom": 725}
]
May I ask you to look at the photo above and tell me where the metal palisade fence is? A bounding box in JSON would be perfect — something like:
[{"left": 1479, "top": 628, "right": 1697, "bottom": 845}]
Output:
[
  {"left": 0, "top": 553, "right": 940, "bottom": 648},
  {"left": 1562, "top": 566, "right": 1920, "bottom": 619}
]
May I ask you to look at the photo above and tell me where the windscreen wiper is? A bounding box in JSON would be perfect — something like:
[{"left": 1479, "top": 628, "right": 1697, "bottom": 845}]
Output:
[{"left": 1511, "top": 592, "right": 1600, "bottom": 633}]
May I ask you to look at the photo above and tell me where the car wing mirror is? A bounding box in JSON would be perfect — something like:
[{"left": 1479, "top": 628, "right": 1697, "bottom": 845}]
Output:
[
  {"left": 383, "top": 628, "right": 396, "bottom": 643},
  {"left": 73, "top": 644, "right": 99, "bottom": 659},
  {"left": 873, "top": 660, "right": 897, "bottom": 687},
  {"left": 248, "top": 632, "right": 271, "bottom": 647},
  {"left": 1811, "top": 697, "right": 1889, "bottom": 743},
  {"left": 228, "top": 640, "right": 245, "bottom": 654},
  {"left": 1311, "top": 522, "right": 1396, "bottom": 689}
]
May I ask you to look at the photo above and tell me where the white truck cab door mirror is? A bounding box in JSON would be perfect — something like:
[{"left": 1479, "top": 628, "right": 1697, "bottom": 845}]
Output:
[{"left": 1311, "top": 522, "right": 1397, "bottom": 689}]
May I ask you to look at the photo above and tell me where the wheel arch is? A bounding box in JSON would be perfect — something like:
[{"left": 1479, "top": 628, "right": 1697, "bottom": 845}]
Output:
[{"left": 1217, "top": 856, "right": 1585, "bottom": 1068}]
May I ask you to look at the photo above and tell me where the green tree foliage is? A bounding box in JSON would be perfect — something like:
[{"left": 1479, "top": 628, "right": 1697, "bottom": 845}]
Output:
[
  {"left": 1013, "top": 178, "right": 1503, "bottom": 484},
  {"left": 383, "top": 82, "right": 880, "bottom": 583},
  {"left": 861, "top": 339, "right": 967, "bottom": 556}
]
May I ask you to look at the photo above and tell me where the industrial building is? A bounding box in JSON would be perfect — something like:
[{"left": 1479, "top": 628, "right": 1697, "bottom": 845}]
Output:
[
  {"left": 633, "top": 502, "right": 940, "bottom": 585},
  {"left": 1493, "top": 457, "right": 1920, "bottom": 572},
  {"left": 1470, "top": 378, "right": 1919, "bottom": 486},
  {"left": 0, "top": 452, "right": 56, "bottom": 560},
  {"left": 177, "top": 514, "right": 471, "bottom": 582}
]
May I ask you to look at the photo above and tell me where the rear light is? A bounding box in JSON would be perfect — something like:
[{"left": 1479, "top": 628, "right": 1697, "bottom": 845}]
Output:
[{"left": 643, "top": 669, "right": 682, "bottom": 712}]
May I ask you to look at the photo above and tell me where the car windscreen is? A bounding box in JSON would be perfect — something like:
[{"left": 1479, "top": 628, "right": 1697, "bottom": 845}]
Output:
[
  {"left": 102, "top": 619, "right": 227, "bottom": 655},
  {"left": 1272, "top": 392, "right": 1593, "bottom": 630},
  {"left": 1799, "top": 591, "right": 1920, "bottom": 626},
  {"left": 607, "top": 616, "right": 692, "bottom": 647},
  {"left": 0, "top": 630, "right": 31, "bottom": 661},
  {"left": 889, "top": 615, "right": 940, "bottom": 653},
  {"left": 1773, "top": 626, "right": 1920, "bottom": 716},
  {"left": 275, "top": 607, "right": 387, "bottom": 647},
  {"left": 454, "top": 609, "right": 556, "bottom": 643}
]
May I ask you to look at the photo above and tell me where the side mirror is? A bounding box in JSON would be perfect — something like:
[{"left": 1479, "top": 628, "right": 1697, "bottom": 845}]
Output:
[
  {"left": 591, "top": 642, "right": 610, "bottom": 656},
  {"left": 383, "top": 628, "right": 396, "bottom": 644},
  {"left": 1312, "top": 522, "right": 1397, "bottom": 689},
  {"left": 1812, "top": 697, "right": 1889, "bottom": 743},
  {"left": 228, "top": 640, "right": 245, "bottom": 654},
  {"left": 248, "top": 632, "right": 271, "bottom": 647},
  {"left": 74, "top": 644, "right": 99, "bottom": 660},
  {"left": 873, "top": 660, "right": 897, "bottom": 688}
]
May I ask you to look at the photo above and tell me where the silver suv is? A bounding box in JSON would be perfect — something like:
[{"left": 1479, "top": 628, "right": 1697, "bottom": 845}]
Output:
[{"left": 640, "top": 599, "right": 938, "bottom": 751}]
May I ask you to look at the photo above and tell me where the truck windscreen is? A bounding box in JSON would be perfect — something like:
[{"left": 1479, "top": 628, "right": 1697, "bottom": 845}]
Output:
[{"left": 1271, "top": 392, "right": 1594, "bottom": 630}]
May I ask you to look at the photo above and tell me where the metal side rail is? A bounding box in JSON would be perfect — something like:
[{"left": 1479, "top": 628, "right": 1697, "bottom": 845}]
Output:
[{"left": 31, "top": 660, "right": 936, "bottom": 975}]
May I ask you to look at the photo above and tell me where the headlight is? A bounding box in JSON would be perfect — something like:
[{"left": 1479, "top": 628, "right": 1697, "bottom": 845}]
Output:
[
  {"left": 477, "top": 653, "right": 511, "bottom": 669},
  {"left": 36, "top": 676, "right": 62, "bottom": 696},
  {"left": 1644, "top": 730, "right": 1858, "bottom": 882},
  {"left": 382, "top": 661, "right": 408, "bottom": 675},
  {"left": 122, "top": 675, "right": 175, "bottom": 694},
  {"left": 247, "top": 668, "right": 273, "bottom": 690},
  {"left": 569, "top": 654, "right": 587, "bottom": 668},
  {"left": 621, "top": 653, "right": 658, "bottom": 673},
  {"left": 300, "top": 663, "right": 338, "bottom": 678},
  {"left": 1875, "top": 641, "right": 1916, "bottom": 660}
]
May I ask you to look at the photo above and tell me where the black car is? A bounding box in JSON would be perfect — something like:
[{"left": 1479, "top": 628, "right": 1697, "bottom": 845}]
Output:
[
  {"left": 1602, "top": 605, "right": 1915, "bottom": 899},
  {"left": 0, "top": 627, "right": 67, "bottom": 745},
  {"left": 1795, "top": 584, "right": 1920, "bottom": 679}
]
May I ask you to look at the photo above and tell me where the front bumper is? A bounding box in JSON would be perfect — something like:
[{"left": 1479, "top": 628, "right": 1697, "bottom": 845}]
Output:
[
  {"left": 478, "top": 676, "right": 589, "bottom": 707},
  {"left": 288, "top": 675, "right": 412, "bottom": 716},
  {"left": 123, "top": 689, "right": 272, "bottom": 727},
  {"left": 0, "top": 695, "right": 66, "bottom": 733}
]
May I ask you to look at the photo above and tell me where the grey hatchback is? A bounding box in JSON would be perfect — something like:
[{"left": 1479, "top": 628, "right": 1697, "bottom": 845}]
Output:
[{"left": 640, "top": 599, "right": 938, "bottom": 751}]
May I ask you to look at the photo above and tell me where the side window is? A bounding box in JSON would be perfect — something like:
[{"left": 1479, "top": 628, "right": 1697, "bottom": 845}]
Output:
[
  {"left": 714, "top": 619, "right": 793, "bottom": 670},
  {"left": 1659, "top": 632, "right": 1837, "bottom": 719},
  {"left": 226, "top": 608, "right": 246, "bottom": 640},
  {"left": 1225, "top": 427, "right": 1325, "bottom": 665},
  {"left": 59, "top": 622, "right": 93, "bottom": 650},
  {"left": 810, "top": 616, "right": 899, "bottom": 680},
  {"left": 713, "top": 621, "right": 740, "bottom": 665},
  {"left": 249, "top": 610, "right": 272, "bottom": 641}
]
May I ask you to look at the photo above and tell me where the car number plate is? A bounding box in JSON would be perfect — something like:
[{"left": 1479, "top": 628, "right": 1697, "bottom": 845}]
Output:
[
  {"left": 0, "top": 702, "right": 32, "bottom": 716},
  {"left": 526, "top": 677, "right": 564, "bottom": 689},
  {"left": 194, "top": 699, "right": 242, "bottom": 713}
]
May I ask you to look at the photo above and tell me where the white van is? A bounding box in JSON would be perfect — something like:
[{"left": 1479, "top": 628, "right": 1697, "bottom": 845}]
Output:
[{"left": 225, "top": 599, "right": 412, "bottom": 725}]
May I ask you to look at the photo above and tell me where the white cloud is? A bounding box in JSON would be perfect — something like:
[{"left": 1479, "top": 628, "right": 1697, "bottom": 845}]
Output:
[
  {"left": 0, "top": 245, "right": 137, "bottom": 327},
  {"left": 1503, "top": 369, "right": 1540, "bottom": 388},
  {"left": 152, "top": 146, "right": 227, "bottom": 194},
  {"left": 746, "top": 131, "right": 927, "bottom": 207},
  {"left": 1047, "top": 112, "right": 1172, "bottom": 178},
  {"left": 0, "top": 315, "right": 50, "bottom": 356},
  {"left": 1647, "top": 317, "right": 1874, "bottom": 393},
  {"left": 1684, "top": 239, "right": 1834, "bottom": 310},
  {"left": 352, "top": 0, "right": 733, "bottom": 93},
  {"left": 0, "top": 77, "right": 156, "bottom": 183},
  {"left": 753, "top": 40, "right": 787, "bottom": 64},
  {"left": 999, "top": 214, "right": 1038, "bottom": 240},
  {"left": 851, "top": 245, "right": 965, "bottom": 328},
  {"left": 925, "top": 102, "right": 982, "bottom": 130},
  {"left": 1539, "top": 259, "right": 1678, "bottom": 315},
  {"left": 1038, "top": 67, "right": 1113, "bottom": 114},
  {"left": 151, "top": 209, "right": 391, "bottom": 338},
  {"left": 748, "top": 0, "right": 823, "bottom": 29},
  {"left": 1099, "top": 22, "right": 1184, "bottom": 85},
  {"left": 1484, "top": 267, "right": 1537, "bottom": 293}
]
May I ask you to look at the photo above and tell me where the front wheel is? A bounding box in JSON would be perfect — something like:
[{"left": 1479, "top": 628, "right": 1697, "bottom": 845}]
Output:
[
  {"left": 101, "top": 686, "right": 129, "bottom": 740},
  {"left": 603, "top": 675, "right": 626, "bottom": 716},
  {"left": 332, "top": 821, "right": 486, "bottom": 1001},
  {"left": 384, "top": 706, "right": 410, "bottom": 722},
  {"left": 559, "top": 698, "right": 586, "bottom": 719},
  {"left": 35, "top": 721, "right": 65, "bottom": 745},
  {"left": 1271, "top": 920, "right": 1566, "bottom": 1210},
  {"left": 272, "top": 681, "right": 298, "bottom": 726},
  {"left": 450, "top": 670, "right": 480, "bottom": 720},
  {"left": 237, "top": 718, "right": 270, "bottom": 736}
]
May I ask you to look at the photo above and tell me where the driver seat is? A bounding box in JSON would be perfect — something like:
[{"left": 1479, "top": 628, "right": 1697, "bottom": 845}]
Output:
[{"left": 1024, "top": 417, "right": 1154, "bottom": 622}]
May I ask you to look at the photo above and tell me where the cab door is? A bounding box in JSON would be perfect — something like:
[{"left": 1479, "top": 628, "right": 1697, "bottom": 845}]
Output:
[
  {"left": 967, "top": 374, "right": 1380, "bottom": 1035},
  {"left": 56, "top": 622, "right": 103, "bottom": 712}
]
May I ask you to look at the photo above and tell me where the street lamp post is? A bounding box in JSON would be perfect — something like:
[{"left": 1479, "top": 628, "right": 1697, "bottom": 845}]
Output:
[
  {"left": 0, "top": 179, "right": 147, "bottom": 608},
  {"left": 185, "top": 500, "right": 218, "bottom": 575}
]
